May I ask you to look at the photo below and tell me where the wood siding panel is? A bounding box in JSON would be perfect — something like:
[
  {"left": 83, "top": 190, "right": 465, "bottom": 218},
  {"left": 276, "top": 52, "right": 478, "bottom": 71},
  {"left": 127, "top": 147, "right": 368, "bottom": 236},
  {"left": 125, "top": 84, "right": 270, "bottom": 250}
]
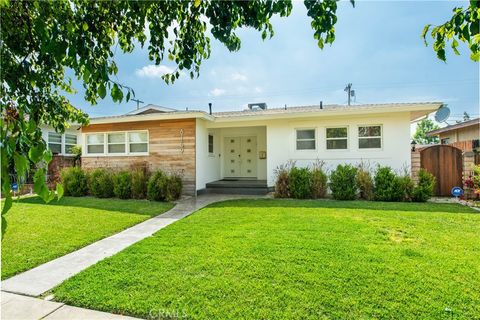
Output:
[{"left": 81, "top": 119, "right": 196, "bottom": 195}]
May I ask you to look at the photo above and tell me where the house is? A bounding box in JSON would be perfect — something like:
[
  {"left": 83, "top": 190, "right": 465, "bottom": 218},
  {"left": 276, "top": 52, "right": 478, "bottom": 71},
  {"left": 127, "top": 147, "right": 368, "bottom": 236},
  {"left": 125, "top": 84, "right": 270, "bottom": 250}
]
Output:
[
  {"left": 427, "top": 118, "right": 480, "bottom": 152},
  {"left": 42, "top": 102, "right": 442, "bottom": 195}
]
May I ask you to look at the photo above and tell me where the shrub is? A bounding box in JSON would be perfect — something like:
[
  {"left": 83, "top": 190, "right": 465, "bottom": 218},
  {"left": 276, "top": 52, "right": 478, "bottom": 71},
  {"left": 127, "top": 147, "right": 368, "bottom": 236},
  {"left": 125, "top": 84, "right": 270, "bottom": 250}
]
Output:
[
  {"left": 113, "top": 171, "right": 132, "bottom": 199},
  {"left": 60, "top": 167, "right": 88, "bottom": 196},
  {"left": 165, "top": 173, "right": 183, "bottom": 201},
  {"left": 274, "top": 161, "right": 294, "bottom": 198},
  {"left": 356, "top": 162, "right": 374, "bottom": 200},
  {"left": 396, "top": 174, "right": 414, "bottom": 202},
  {"left": 88, "top": 168, "right": 114, "bottom": 198},
  {"left": 131, "top": 169, "right": 147, "bottom": 199},
  {"left": 412, "top": 168, "right": 436, "bottom": 202},
  {"left": 329, "top": 164, "right": 358, "bottom": 200},
  {"left": 288, "top": 167, "right": 312, "bottom": 199},
  {"left": 311, "top": 160, "right": 328, "bottom": 198},
  {"left": 147, "top": 170, "right": 168, "bottom": 201},
  {"left": 473, "top": 164, "right": 480, "bottom": 196},
  {"left": 374, "top": 166, "right": 402, "bottom": 202}
]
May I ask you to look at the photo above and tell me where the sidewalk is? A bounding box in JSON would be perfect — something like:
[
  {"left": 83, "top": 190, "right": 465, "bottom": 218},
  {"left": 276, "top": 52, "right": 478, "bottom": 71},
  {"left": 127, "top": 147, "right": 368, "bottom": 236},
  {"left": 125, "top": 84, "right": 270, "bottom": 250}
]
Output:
[{"left": 1, "top": 194, "right": 255, "bottom": 319}]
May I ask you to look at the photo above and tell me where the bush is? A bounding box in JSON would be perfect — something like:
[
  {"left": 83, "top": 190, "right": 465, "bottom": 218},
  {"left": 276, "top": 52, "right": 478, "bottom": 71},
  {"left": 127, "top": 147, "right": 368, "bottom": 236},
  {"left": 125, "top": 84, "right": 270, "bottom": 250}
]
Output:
[
  {"left": 356, "top": 162, "right": 374, "bottom": 200},
  {"left": 311, "top": 160, "right": 328, "bottom": 199},
  {"left": 60, "top": 167, "right": 88, "bottom": 196},
  {"left": 131, "top": 169, "right": 147, "bottom": 199},
  {"left": 329, "top": 164, "right": 358, "bottom": 200},
  {"left": 288, "top": 167, "right": 312, "bottom": 199},
  {"left": 396, "top": 174, "right": 414, "bottom": 202},
  {"left": 88, "top": 169, "right": 114, "bottom": 198},
  {"left": 412, "top": 168, "right": 436, "bottom": 202},
  {"left": 147, "top": 170, "right": 168, "bottom": 201},
  {"left": 165, "top": 173, "right": 183, "bottom": 201},
  {"left": 274, "top": 161, "right": 294, "bottom": 198},
  {"left": 374, "top": 166, "right": 403, "bottom": 202},
  {"left": 113, "top": 171, "right": 132, "bottom": 199}
]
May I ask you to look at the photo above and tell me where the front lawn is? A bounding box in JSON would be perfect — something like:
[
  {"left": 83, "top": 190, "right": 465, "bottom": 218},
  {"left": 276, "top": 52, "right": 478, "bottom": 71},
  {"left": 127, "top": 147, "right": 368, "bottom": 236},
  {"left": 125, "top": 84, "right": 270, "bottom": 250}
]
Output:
[
  {"left": 1, "top": 196, "right": 173, "bottom": 279},
  {"left": 53, "top": 200, "right": 480, "bottom": 319}
]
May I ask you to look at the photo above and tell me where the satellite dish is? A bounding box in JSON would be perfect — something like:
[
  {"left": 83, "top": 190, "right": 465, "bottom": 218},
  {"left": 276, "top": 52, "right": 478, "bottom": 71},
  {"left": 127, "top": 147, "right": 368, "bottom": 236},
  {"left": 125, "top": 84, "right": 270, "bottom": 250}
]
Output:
[{"left": 434, "top": 105, "right": 450, "bottom": 123}]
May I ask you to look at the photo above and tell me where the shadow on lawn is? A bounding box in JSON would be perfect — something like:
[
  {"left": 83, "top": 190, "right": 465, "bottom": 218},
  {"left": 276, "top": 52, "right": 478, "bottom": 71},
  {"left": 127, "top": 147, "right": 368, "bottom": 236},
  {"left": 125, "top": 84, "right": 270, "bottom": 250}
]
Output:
[
  {"left": 15, "top": 196, "right": 172, "bottom": 216},
  {"left": 207, "top": 198, "right": 476, "bottom": 214}
]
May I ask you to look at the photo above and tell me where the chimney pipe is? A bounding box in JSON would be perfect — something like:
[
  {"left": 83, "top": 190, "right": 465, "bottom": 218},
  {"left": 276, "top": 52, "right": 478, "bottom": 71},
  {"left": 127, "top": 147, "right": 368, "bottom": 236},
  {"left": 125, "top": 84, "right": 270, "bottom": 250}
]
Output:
[
  {"left": 208, "top": 103, "right": 212, "bottom": 115},
  {"left": 320, "top": 101, "right": 323, "bottom": 109}
]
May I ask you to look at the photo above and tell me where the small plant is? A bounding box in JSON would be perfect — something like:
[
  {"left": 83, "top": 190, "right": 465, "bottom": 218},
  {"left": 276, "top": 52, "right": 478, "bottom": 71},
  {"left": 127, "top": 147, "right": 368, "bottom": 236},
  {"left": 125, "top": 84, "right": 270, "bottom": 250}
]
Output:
[
  {"left": 329, "top": 164, "right": 358, "bottom": 200},
  {"left": 147, "top": 170, "right": 168, "bottom": 201},
  {"left": 289, "top": 167, "right": 312, "bottom": 199},
  {"left": 60, "top": 167, "right": 88, "bottom": 196},
  {"left": 131, "top": 169, "right": 148, "bottom": 199},
  {"left": 165, "top": 173, "right": 183, "bottom": 201},
  {"left": 356, "top": 161, "right": 374, "bottom": 200},
  {"left": 311, "top": 160, "right": 328, "bottom": 198},
  {"left": 412, "top": 168, "right": 436, "bottom": 202},
  {"left": 274, "top": 161, "right": 294, "bottom": 198},
  {"left": 113, "top": 171, "right": 132, "bottom": 199},
  {"left": 374, "top": 166, "right": 402, "bottom": 202},
  {"left": 88, "top": 168, "right": 114, "bottom": 198},
  {"left": 472, "top": 164, "right": 480, "bottom": 197},
  {"left": 396, "top": 174, "right": 414, "bottom": 202}
]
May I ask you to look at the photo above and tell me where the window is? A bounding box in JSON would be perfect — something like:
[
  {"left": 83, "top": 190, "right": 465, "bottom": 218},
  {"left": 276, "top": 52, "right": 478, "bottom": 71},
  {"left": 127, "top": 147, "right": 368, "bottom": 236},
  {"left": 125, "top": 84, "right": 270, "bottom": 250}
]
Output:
[
  {"left": 64, "top": 134, "right": 77, "bottom": 154},
  {"left": 108, "top": 133, "right": 126, "bottom": 153},
  {"left": 441, "top": 138, "right": 450, "bottom": 145},
  {"left": 128, "top": 132, "right": 148, "bottom": 153},
  {"left": 208, "top": 134, "right": 214, "bottom": 154},
  {"left": 87, "top": 134, "right": 105, "bottom": 154},
  {"left": 48, "top": 132, "right": 62, "bottom": 154},
  {"left": 296, "top": 129, "right": 316, "bottom": 150},
  {"left": 358, "top": 125, "right": 382, "bottom": 149},
  {"left": 326, "top": 127, "right": 348, "bottom": 150}
]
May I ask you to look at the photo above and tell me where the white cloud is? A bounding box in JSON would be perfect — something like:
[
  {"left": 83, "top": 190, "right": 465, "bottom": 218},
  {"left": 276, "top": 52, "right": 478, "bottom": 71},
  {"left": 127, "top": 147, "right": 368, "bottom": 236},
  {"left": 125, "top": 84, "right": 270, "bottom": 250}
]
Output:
[
  {"left": 231, "top": 72, "right": 248, "bottom": 82},
  {"left": 254, "top": 86, "right": 263, "bottom": 93},
  {"left": 209, "top": 88, "right": 226, "bottom": 97},
  {"left": 135, "top": 65, "right": 174, "bottom": 79}
]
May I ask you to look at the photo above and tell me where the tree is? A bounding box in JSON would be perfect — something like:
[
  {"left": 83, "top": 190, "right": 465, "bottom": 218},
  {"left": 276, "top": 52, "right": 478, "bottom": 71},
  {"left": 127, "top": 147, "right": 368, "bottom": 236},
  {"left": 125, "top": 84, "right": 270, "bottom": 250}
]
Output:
[
  {"left": 413, "top": 119, "right": 440, "bottom": 145},
  {"left": 422, "top": 1, "right": 480, "bottom": 62},
  {"left": 456, "top": 111, "right": 471, "bottom": 123},
  {"left": 0, "top": 0, "right": 354, "bottom": 236}
]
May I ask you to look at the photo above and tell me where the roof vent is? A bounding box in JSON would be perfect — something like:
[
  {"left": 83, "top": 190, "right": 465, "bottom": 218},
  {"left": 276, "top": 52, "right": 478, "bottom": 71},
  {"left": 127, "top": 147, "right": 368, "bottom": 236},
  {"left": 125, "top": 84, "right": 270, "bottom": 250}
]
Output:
[{"left": 248, "top": 102, "right": 267, "bottom": 111}]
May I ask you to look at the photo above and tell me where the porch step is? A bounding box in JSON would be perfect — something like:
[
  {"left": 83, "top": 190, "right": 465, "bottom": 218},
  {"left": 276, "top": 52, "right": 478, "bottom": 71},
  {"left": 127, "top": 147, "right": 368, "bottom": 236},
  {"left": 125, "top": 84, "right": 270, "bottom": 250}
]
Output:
[{"left": 204, "top": 180, "right": 271, "bottom": 195}]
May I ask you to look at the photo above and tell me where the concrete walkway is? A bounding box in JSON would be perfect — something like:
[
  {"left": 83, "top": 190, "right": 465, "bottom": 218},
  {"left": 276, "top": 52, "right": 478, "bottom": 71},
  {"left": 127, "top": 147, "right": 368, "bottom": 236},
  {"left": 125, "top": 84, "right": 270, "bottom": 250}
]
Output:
[{"left": 2, "top": 194, "right": 253, "bottom": 297}]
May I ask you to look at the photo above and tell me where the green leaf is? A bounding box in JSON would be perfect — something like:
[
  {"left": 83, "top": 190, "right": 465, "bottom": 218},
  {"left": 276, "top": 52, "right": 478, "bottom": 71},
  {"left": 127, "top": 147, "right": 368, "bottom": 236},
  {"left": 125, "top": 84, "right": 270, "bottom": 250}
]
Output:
[
  {"left": 82, "top": 22, "right": 89, "bottom": 31},
  {"left": 44, "top": 149, "right": 53, "bottom": 164},
  {"left": 98, "top": 83, "right": 106, "bottom": 99},
  {"left": 13, "top": 153, "right": 28, "bottom": 181},
  {"left": 452, "top": 39, "right": 460, "bottom": 55},
  {"left": 471, "top": 51, "right": 480, "bottom": 61},
  {"left": 56, "top": 183, "right": 64, "bottom": 200},
  {"left": 33, "top": 168, "right": 49, "bottom": 201},
  {"left": 1, "top": 193, "right": 12, "bottom": 216},
  {"left": 194, "top": 0, "right": 201, "bottom": 8},
  {"left": 28, "top": 144, "right": 45, "bottom": 163}
]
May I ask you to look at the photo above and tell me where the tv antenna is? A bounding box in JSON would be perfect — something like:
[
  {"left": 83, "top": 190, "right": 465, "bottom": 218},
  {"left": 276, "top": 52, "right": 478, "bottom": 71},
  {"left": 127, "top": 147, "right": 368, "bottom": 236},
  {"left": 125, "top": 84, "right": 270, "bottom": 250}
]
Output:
[
  {"left": 344, "top": 83, "right": 355, "bottom": 106},
  {"left": 131, "top": 98, "right": 144, "bottom": 110}
]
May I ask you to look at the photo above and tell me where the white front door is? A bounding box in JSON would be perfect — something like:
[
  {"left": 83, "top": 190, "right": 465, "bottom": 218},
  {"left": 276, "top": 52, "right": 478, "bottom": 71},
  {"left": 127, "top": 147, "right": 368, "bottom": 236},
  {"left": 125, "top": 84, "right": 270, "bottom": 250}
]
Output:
[{"left": 224, "top": 136, "right": 257, "bottom": 178}]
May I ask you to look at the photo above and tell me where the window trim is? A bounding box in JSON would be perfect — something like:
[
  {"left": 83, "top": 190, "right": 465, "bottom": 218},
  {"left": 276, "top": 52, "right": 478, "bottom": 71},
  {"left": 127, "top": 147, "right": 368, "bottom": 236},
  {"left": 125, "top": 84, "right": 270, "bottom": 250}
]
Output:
[
  {"left": 107, "top": 132, "right": 127, "bottom": 154},
  {"left": 295, "top": 128, "right": 317, "bottom": 151},
  {"left": 325, "top": 126, "right": 349, "bottom": 151},
  {"left": 357, "top": 125, "right": 383, "bottom": 150},
  {"left": 84, "top": 130, "right": 149, "bottom": 156},
  {"left": 48, "top": 132, "right": 78, "bottom": 156},
  {"left": 64, "top": 133, "right": 78, "bottom": 155}
]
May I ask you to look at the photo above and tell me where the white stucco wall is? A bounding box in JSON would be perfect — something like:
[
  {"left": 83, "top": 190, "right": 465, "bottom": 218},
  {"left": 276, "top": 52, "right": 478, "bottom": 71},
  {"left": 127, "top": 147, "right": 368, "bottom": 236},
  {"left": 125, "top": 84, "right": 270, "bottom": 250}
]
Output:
[{"left": 195, "top": 119, "right": 221, "bottom": 190}]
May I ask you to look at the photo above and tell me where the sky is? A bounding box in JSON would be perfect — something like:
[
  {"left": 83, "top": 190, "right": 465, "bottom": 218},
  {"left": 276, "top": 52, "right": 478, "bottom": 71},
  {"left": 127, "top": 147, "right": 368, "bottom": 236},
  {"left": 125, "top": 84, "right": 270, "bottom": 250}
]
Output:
[{"left": 68, "top": 0, "right": 479, "bottom": 124}]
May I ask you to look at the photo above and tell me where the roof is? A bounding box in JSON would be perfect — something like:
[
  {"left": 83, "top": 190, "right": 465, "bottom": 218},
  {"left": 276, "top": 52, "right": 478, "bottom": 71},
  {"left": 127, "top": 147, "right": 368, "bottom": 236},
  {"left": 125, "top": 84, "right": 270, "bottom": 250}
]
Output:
[
  {"left": 87, "top": 102, "right": 442, "bottom": 125},
  {"left": 125, "top": 104, "right": 177, "bottom": 115},
  {"left": 427, "top": 118, "right": 480, "bottom": 136}
]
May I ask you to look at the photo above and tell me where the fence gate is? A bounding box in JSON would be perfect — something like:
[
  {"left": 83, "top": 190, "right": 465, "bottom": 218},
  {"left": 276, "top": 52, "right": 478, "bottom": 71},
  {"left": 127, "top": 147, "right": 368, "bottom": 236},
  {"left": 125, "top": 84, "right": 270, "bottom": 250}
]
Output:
[{"left": 420, "top": 145, "right": 463, "bottom": 196}]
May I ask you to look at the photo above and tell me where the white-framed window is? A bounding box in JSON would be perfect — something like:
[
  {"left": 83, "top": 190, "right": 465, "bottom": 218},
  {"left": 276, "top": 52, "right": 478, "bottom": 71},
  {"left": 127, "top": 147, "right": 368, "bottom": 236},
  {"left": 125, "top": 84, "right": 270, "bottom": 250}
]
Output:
[
  {"left": 85, "top": 131, "right": 148, "bottom": 155},
  {"left": 326, "top": 127, "right": 348, "bottom": 150},
  {"left": 358, "top": 125, "right": 382, "bottom": 149},
  {"left": 86, "top": 134, "right": 105, "bottom": 154},
  {"left": 128, "top": 131, "right": 148, "bottom": 153},
  {"left": 108, "top": 132, "right": 126, "bottom": 154},
  {"left": 296, "top": 128, "right": 316, "bottom": 150},
  {"left": 48, "top": 132, "right": 62, "bottom": 154},
  {"left": 64, "top": 134, "right": 78, "bottom": 154},
  {"left": 208, "top": 134, "right": 214, "bottom": 154}
]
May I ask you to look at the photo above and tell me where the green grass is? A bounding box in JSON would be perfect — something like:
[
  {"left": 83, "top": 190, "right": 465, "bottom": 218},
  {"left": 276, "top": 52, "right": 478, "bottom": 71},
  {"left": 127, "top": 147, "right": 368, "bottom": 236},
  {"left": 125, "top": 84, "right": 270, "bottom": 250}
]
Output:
[
  {"left": 1, "top": 196, "right": 173, "bottom": 279},
  {"left": 52, "top": 200, "right": 480, "bottom": 319}
]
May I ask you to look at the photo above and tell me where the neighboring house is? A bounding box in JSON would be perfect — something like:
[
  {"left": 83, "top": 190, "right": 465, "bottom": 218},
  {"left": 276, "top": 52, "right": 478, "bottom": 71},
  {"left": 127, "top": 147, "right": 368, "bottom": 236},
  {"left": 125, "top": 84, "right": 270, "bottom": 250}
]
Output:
[
  {"left": 427, "top": 118, "right": 480, "bottom": 152},
  {"left": 42, "top": 102, "right": 441, "bottom": 195}
]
